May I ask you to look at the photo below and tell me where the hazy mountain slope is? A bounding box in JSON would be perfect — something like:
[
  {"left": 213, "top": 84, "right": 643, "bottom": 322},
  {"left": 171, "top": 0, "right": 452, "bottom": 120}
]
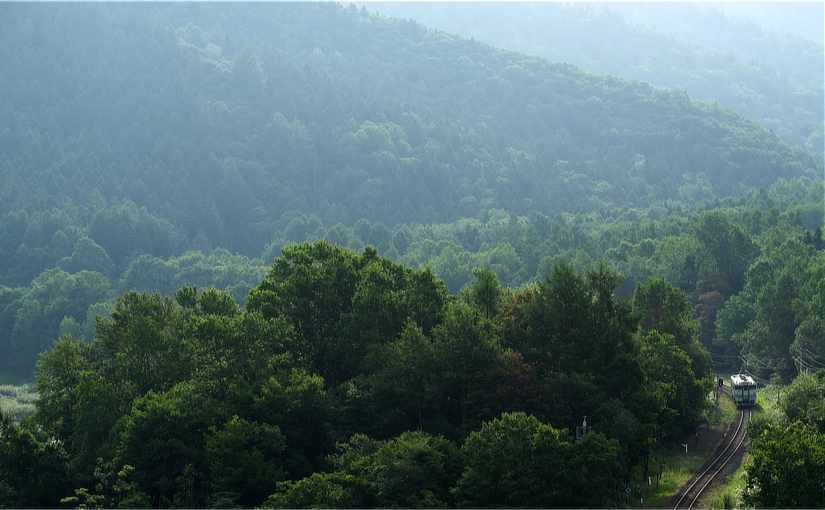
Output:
[
  {"left": 690, "top": 3, "right": 824, "bottom": 48},
  {"left": 367, "top": 2, "right": 824, "bottom": 152},
  {"left": 0, "top": 3, "right": 816, "bottom": 264}
]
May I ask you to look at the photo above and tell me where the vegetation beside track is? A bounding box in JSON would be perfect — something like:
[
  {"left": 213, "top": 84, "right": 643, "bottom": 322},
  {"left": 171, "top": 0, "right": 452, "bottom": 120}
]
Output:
[
  {"left": 0, "top": 384, "right": 36, "bottom": 422},
  {"left": 702, "top": 382, "right": 784, "bottom": 509},
  {"left": 639, "top": 446, "right": 706, "bottom": 508},
  {"left": 706, "top": 453, "right": 749, "bottom": 509},
  {"left": 638, "top": 386, "right": 738, "bottom": 508}
]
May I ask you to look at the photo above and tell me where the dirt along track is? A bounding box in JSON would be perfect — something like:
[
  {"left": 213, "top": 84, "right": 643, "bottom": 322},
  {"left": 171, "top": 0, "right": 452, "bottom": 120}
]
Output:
[{"left": 671, "top": 388, "right": 751, "bottom": 510}]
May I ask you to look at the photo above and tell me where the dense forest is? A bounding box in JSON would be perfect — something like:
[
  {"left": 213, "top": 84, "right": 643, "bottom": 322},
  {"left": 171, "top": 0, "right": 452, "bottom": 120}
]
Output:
[
  {"left": 0, "top": 2, "right": 820, "bottom": 378},
  {"left": 0, "top": 3, "right": 823, "bottom": 508},
  {"left": 744, "top": 370, "right": 825, "bottom": 508},
  {"left": 2, "top": 229, "right": 824, "bottom": 507},
  {"left": 368, "top": 2, "right": 825, "bottom": 152},
  {"left": 2, "top": 241, "right": 715, "bottom": 507}
]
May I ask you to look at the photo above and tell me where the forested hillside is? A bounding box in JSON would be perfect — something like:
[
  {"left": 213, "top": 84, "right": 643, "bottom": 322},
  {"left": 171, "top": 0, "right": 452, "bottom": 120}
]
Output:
[
  {"left": 0, "top": 3, "right": 820, "bottom": 379},
  {"left": 1, "top": 2, "right": 816, "bottom": 256},
  {"left": 1, "top": 3, "right": 824, "bottom": 508},
  {"left": 368, "top": 2, "right": 825, "bottom": 152}
]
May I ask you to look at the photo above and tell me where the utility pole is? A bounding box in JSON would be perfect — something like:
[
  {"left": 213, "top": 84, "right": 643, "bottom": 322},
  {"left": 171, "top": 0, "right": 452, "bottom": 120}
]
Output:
[{"left": 575, "top": 415, "right": 589, "bottom": 442}]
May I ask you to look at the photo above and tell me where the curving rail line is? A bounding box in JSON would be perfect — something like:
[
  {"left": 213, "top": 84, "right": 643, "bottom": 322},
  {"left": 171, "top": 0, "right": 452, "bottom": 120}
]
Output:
[{"left": 672, "top": 387, "right": 751, "bottom": 510}]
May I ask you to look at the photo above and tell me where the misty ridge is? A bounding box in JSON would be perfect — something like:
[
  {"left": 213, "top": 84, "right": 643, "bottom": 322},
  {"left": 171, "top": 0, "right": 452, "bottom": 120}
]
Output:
[{"left": 0, "top": 3, "right": 824, "bottom": 510}]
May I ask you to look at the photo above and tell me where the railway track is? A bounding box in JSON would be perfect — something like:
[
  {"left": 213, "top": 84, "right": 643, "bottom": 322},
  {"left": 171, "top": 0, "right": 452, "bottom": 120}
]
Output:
[{"left": 672, "top": 388, "right": 751, "bottom": 510}]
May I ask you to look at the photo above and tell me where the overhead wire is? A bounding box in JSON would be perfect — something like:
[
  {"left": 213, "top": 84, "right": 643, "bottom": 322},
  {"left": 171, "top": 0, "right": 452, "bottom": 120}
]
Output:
[{"left": 798, "top": 346, "right": 825, "bottom": 367}]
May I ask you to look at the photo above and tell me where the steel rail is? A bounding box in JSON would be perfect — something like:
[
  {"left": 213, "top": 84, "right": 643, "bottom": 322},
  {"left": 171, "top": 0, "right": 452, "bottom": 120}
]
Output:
[
  {"left": 686, "top": 409, "right": 750, "bottom": 509},
  {"left": 672, "top": 401, "right": 746, "bottom": 510}
]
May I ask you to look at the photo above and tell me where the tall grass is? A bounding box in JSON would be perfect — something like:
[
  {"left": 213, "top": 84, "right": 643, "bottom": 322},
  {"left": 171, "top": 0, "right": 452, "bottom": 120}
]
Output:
[
  {"left": 0, "top": 384, "right": 37, "bottom": 422},
  {"left": 639, "top": 444, "right": 707, "bottom": 507},
  {"left": 705, "top": 388, "right": 738, "bottom": 427}
]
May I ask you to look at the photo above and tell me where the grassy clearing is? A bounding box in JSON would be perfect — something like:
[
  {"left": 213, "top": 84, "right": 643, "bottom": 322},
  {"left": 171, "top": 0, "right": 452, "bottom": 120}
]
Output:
[
  {"left": 639, "top": 443, "right": 707, "bottom": 508},
  {"left": 0, "top": 384, "right": 37, "bottom": 422}
]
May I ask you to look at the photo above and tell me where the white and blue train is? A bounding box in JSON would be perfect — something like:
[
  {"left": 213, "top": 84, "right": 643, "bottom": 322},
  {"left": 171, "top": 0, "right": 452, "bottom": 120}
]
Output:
[{"left": 730, "top": 373, "right": 757, "bottom": 408}]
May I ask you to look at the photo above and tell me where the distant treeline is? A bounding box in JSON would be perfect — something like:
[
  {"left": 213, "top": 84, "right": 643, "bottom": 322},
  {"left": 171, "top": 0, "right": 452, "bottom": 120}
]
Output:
[
  {"left": 1, "top": 3, "right": 818, "bottom": 254},
  {"left": 1, "top": 176, "right": 822, "bottom": 379}
]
